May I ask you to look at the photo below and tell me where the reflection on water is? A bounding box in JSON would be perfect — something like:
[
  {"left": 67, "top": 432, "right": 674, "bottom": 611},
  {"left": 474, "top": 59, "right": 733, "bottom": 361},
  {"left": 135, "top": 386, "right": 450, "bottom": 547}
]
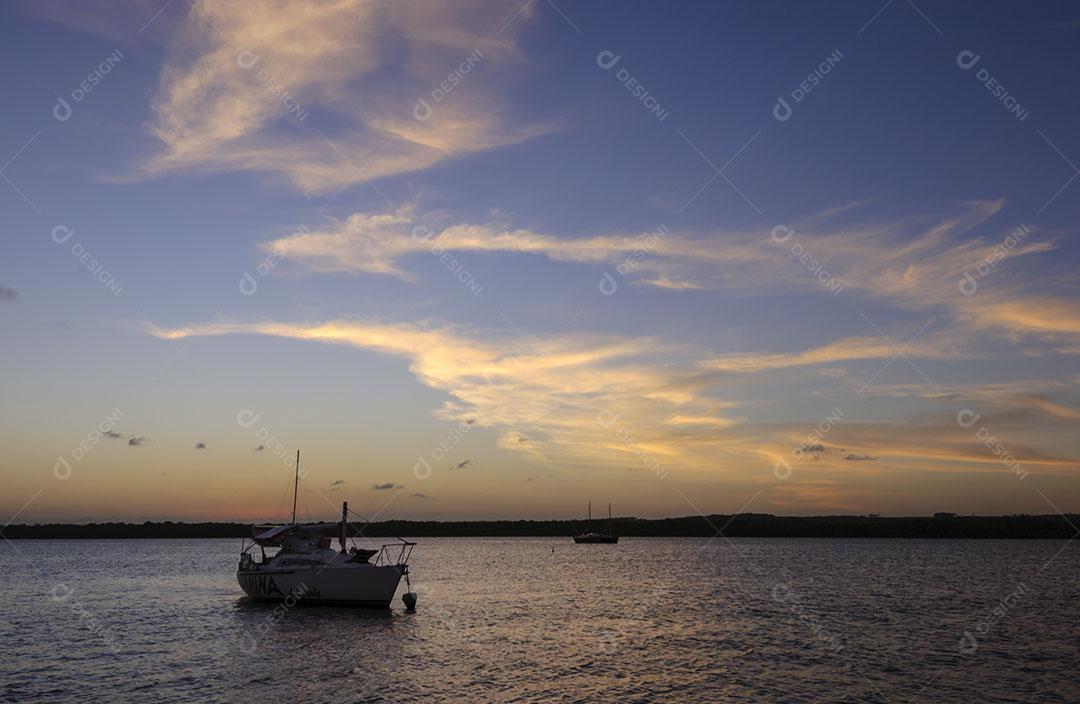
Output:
[{"left": 1, "top": 537, "right": 1077, "bottom": 702}]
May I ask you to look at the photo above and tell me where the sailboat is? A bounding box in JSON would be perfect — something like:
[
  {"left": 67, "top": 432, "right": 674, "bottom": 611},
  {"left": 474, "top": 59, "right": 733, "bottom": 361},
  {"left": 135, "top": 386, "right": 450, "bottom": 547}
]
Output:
[
  {"left": 236, "top": 451, "right": 417, "bottom": 608},
  {"left": 573, "top": 501, "right": 619, "bottom": 544}
]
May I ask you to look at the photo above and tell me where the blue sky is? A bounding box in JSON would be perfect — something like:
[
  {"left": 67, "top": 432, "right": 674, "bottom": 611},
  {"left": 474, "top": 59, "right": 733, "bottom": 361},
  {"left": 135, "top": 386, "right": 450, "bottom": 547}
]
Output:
[{"left": 2, "top": 0, "right": 1079, "bottom": 523}]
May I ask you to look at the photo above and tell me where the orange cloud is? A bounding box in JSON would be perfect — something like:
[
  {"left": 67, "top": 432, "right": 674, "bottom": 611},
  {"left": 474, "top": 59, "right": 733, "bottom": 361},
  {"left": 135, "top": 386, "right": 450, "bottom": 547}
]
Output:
[
  {"left": 264, "top": 201, "right": 1080, "bottom": 346},
  {"left": 136, "top": 0, "right": 552, "bottom": 193},
  {"left": 148, "top": 318, "right": 1080, "bottom": 488}
]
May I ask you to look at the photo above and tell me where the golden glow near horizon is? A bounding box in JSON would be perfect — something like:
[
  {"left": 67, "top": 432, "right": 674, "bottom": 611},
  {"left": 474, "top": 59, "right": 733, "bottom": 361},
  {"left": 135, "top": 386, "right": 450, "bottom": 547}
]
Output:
[{"left": 3, "top": 1, "right": 1079, "bottom": 523}]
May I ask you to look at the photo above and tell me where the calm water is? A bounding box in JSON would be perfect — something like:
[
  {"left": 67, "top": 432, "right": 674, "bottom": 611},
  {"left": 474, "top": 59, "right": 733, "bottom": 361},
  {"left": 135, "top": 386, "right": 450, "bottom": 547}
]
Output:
[{"left": 1, "top": 538, "right": 1078, "bottom": 702}]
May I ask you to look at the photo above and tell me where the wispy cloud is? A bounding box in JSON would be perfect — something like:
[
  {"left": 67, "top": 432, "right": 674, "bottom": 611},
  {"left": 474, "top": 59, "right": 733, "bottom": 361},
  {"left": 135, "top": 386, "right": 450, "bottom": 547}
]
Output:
[
  {"left": 128, "top": 436, "right": 146, "bottom": 446},
  {"left": 132, "top": 0, "right": 551, "bottom": 193},
  {"left": 148, "top": 316, "right": 1080, "bottom": 488},
  {"left": 148, "top": 194, "right": 1080, "bottom": 493},
  {"left": 260, "top": 202, "right": 993, "bottom": 291},
  {"left": 195, "top": 442, "right": 206, "bottom": 449},
  {"left": 0, "top": 285, "right": 17, "bottom": 302},
  {"left": 639, "top": 277, "right": 705, "bottom": 291},
  {"left": 705, "top": 333, "right": 964, "bottom": 373},
  {"left": 21, "top": 0, "right": 180, "bottom": 45},
  {"left": 148, "top": 318, "right": 740, "bottom": 472},
  {"left": 373, "top": 482, "right": 404, "bottom": 490},
  {"left": 264, "top": 200, "right": 1079, "bottom": 346}
]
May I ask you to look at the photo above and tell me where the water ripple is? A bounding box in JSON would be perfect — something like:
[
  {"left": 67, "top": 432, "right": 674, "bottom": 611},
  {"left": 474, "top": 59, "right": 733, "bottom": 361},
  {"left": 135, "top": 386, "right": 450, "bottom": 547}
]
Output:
[{"left": 1, "top": 537, "right": 1077, "bottom": 702}]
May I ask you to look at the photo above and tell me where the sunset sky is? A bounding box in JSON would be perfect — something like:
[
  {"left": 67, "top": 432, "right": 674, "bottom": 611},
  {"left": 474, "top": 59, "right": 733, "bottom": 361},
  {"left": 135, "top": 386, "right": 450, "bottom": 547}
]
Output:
[{"left": 2, "top": 0, "right": 1079, "bottom": 524}]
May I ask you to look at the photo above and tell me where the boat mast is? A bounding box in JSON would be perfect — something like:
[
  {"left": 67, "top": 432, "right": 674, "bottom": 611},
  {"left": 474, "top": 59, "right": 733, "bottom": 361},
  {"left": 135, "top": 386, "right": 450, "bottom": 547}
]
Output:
[
  {"left": 291, "top": 450, "right": 300, "bottom": 524},
  {"left": 340, "top": 500, "right": 348, "bottom": 553}
]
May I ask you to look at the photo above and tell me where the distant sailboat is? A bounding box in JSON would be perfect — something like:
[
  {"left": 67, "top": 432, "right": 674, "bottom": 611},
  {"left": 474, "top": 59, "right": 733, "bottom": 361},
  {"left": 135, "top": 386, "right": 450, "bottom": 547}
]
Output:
[{"left": 573, "top": 501, "right": 619, "bottom": 544}]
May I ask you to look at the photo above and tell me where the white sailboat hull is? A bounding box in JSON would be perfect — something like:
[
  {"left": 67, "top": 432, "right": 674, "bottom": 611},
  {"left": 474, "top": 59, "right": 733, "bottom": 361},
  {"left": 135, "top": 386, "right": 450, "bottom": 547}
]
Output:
[{"left": 237, "top": 563, "right": 405, "bottom": 607}]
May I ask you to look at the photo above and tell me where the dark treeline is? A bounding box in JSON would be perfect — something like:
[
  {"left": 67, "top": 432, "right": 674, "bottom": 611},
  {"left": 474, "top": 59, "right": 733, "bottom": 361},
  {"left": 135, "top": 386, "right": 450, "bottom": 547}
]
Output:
[{"left": 4, "top": 513, "right": 1077, "bottom": 539}]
